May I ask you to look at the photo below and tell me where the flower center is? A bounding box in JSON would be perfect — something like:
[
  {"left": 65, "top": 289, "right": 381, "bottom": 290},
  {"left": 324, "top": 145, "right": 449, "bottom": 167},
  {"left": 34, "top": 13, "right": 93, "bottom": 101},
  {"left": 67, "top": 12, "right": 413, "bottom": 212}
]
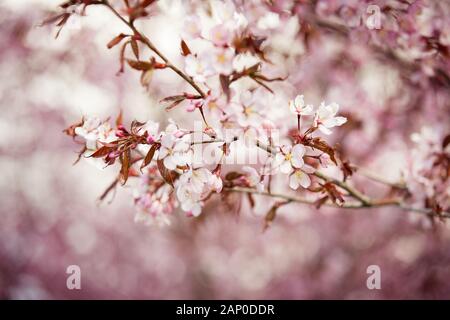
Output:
[
  {"left": 217, "top": 53, "right": 226, "bottom": 64},
  {"left": 244, "top": 106, "right": 254, "bottom": 116}
]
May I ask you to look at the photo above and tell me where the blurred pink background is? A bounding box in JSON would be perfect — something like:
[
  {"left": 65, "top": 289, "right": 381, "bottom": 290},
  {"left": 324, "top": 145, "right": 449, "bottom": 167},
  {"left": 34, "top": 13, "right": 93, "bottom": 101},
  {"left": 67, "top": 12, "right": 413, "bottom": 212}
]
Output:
[{"left": 1, "top": 0, "right": 450, "bottom": 299}]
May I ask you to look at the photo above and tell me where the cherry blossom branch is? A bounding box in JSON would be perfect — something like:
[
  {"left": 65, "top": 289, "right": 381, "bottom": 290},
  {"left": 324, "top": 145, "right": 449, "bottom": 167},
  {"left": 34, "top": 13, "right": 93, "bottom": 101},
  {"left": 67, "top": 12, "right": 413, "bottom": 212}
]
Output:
[
  {"left": 313, "top": 171, "right": 372, "bottom": 206},
  {"left": 226, "top": 186, "right": 450, "bottom": 218},
  {"left": 255, "top": 139, "right": 371, "bottom": 205},
  {"left": 304, "top": 13, "right": 450, "bottom": 87},
  {"left": 102, "top": 0, "right": 206, "bottom": 97}
]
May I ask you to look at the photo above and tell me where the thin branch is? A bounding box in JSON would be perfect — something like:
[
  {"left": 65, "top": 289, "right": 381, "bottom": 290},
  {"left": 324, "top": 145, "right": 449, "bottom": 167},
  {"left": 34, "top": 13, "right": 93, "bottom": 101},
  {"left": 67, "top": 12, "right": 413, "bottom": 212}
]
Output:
[
  {"left": 226, "top": 186, "right": 450, "bottom": 218},
  {"left": 101, "top": 0, "right": 209, "bottom": 126},
  {"left": 255, "top": 139, "right": 371, "bottom": 205},
  {"left": 102, "top": 0, "right": 206, "bottom": 98},
  {"left": 314, "top": 171, "right": 372, "bottom": 206},
  {"left": 356, "top": 167, "right": 407, "bottom": 189}
]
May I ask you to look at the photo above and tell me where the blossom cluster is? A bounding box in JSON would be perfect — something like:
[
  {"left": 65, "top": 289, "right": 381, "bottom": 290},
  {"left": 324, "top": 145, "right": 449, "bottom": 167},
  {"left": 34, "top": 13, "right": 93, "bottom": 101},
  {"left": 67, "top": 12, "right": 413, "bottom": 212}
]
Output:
[
  {"left": 50, "top": 0, "right": 449, "bottom": 227},
  {"left": 407, "top": 127, "right": 450, "bottom": 214},
  {"left": 67, "top": 92, "right": 347, "bottom": 225}
]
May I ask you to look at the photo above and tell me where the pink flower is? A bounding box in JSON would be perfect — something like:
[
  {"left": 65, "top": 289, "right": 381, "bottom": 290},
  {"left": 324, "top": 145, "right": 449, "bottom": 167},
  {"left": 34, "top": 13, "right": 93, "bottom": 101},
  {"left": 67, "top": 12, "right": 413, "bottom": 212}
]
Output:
[
  {"left": 314, "top": 102, "right": 347, "bottom": 135},
  {"left": 158, "top": 133, "right": 191, "bottom": 170},
  {"left": 242, "top": 166, "right": 264, "bottom": 191},
  {"left": 289, "top": 95, "right": 314, "bottom": 116},
  {"left": 274, "top": 144, "right": 307, "bottom": 174},
  {"left": 176, "top": 168, "right": 223, "bottom": 217},
  {"left": 289, "top": 166, "right": 315, "bottom": 190},
  {"left": 209, "top": 24, "right": 233, "bottom": 46},
  {"left": 211, "top": 48, "right": 234, "bottom": 74},
  {"left": 185, "top": 54, "right": 215, "bottom": 83}
]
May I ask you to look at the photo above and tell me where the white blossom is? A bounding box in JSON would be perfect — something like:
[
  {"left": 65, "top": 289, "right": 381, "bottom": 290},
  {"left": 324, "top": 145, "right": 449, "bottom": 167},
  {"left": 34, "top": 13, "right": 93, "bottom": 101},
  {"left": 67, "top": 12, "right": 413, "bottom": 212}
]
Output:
[
  {"left": 314, "top": 102, "right": 347, "bottom": 135},
  {"left": 289, "top": 95, "right": 314, "bottom": 116}
]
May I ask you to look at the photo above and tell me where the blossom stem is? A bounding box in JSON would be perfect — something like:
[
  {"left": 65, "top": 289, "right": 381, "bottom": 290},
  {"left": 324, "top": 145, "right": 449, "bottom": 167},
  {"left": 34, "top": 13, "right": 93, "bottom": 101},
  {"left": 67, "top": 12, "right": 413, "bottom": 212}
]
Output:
[{"left": 101, "top": 0, "right": 209, "bottom": 125}]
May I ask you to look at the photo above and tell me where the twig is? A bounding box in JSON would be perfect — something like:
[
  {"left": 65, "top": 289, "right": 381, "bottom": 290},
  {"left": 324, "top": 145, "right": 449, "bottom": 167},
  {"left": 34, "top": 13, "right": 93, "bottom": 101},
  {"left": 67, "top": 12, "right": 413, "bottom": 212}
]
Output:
[
  {"left": 254, "top": 139, "right": 371, "bottom": 205},
  {"left": 356, "top": 167, "right": 407, "bottom": 189},
  {"left": 313, "top": 171, "right": 372, "bottom": 206},
  {"left": 102, "top": 0, "right": 205, "bottom": 97},
  {"left": 102, "top": 0, "right": 209, "bottom": 126},
  {"left": 226, "top": 186, "right": 450, "bottom": 218}
]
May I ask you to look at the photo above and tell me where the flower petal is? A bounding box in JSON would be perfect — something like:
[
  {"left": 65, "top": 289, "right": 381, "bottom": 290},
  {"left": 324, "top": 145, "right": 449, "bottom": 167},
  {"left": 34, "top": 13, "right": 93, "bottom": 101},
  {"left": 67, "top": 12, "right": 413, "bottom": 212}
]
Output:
[
  {"left": 291, "top": 156, "right": 304, "bottom": 169},
  {"left": 163, "top": 156, "right": 177, "bottom": 170},
  {"left": 292, "top": 144, "right": 305, "bottom": 158},
  {"left": 298, "top": 171, "right": 311, "bottom": 188},
  {"left": 318, "top": 124, "right": 332, "bottom": 135},
  {"left": 280, "top": 160, "right": 293, "bottom": 174},
  {"left": 302, "top": 104, "right": 314, "bottom": 115},
  {"left": 294, "top": 95, "right": 304, "bottom": 109},
  {"left": 289, "top": 173, "right": 300, "bottom": 190}
]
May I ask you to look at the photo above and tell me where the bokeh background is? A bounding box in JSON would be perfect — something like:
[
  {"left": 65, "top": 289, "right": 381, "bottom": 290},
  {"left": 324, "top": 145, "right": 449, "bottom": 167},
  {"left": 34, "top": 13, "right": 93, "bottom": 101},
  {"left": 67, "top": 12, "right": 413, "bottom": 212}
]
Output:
[{"left": 1, "top": 0, "right": 449, "bottom": 299}]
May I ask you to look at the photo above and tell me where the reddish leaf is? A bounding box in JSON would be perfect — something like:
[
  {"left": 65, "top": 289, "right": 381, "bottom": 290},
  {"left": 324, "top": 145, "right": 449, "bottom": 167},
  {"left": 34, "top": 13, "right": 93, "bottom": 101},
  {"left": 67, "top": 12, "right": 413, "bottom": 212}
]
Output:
[
  {"left": 219, "top": 74, "right": 231, "bottom": 101},
  {"left": 157, "top": 159, "right": 179, "bottom": 187},
  {"left": 120, "top": 149, "right": 131, "bottom": 185},
  {"left": 115, "top": 110, "right": 123, "bottom": 127},
  {"left": 160, "top": 95, "right": 186, "bottom": 111},
  {"left": 131, "top": 39, "right": 139, "bottom": 59},
  {"left": 63, "top": 118, "right": 84, "bottom": 138},
  {"left": 180, "top": 39, "right": 191, "bottom": 56},
  {"left": 41, "top": 12, "right": 70, "bottom": 26},
  {"left": 140, "top": 143, "right": 158, "bottom": 171},
  {"left": 127, "top": 59, "right": 153, "bottom": 71},
  {"left": 304, "top": 137, "right": 337, "bottom": 165},
  {"left": 140, "top": 0, "right": 156, "bottom": 8},
  {"left": 247, "top": 193, "right": 255, "bottom": 208},
  {"left": 117, "top": 41, "right": 129, "bottom": 75},
  {"left": 89, "top": 146, "right": 114, "bottom": 158},
  {"left": 314, "top": 196, "right": 329, "bottom": 209},
  {"left": 340, "top": 160, "right": 356, "bottom": 182},
  {"left": 442, "top": 134, "right": 450, "bottom": 149},
  {"left": 98, "top": 178, "right": 119, "bottom": 203},
  {"left": 107, "top": 33, "right": 128, "bottom": 49},
  {"left": 263, "top": 205, "right": 277, "bottom": 231}
]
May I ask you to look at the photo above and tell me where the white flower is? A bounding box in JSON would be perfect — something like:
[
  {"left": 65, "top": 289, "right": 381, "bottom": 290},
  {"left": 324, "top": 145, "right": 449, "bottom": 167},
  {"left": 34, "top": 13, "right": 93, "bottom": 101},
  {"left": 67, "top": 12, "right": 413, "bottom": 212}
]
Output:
[
  {"left": 133, "top": 184, "right": 173, "bottom": 227},
  {"left": 257, "top": 12, "right": 280, "bottom": 30},
  {"left": 314, "top": 102, "right": 347, "bottom": 135},
  {"left": 289, "top": 166, "right": 315, "bottom": 190},
  {"left": 242, "top": 166, "right": 264, "bottom": 191},
  {"left": 232, "top": 90, "right": 266, "bottom": 128},
  {"left": 211, "top": 48, "right": 234, "bottom": 74},
  {"left": 158, "top": 133, "right": 191, "bottom": 170},
  {"left": 185, "top": 54, "right": 215, "bottom": 83},
  {"left": 211, "top": 0, "right": 236, "bottom": 24},
  {"left": 140, "top": 120, "right": 159, "bottom": 143},
  {"left": 96, "top": 122, "right": 116, "bottom": 144},
  {"left": 75, "top": 117, "right": 115, "bottom": 150},
  {"left": 209, "top": 24, "right": 233, "bottom": 46},
  {"left": 289, "top": 95, "right": 314, "bottom": 116},
  {"left": 181, "top": 16, "right": 202, "bottom": 39},
  {"left": 274, "top": 144, "right": 306, "bottom": 174},
  {"left": 232, "top": 12, "right": 248, "bottom": 32},
  {"left": 176, "top": 184, "right": 203, "bottom": 216},
  {"left": 176, "top": 168, "right": 223, "bottom": 217}
]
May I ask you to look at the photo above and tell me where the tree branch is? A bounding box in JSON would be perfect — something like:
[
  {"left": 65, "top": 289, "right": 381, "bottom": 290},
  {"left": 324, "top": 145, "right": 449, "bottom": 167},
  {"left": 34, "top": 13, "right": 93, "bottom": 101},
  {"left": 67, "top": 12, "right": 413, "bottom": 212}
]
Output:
[
  {"left": 101, "top": 0, "right": 209, "bottom": 126},
  {"left": 226, "top": 186, "right": 450, "bottom": 218}
]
